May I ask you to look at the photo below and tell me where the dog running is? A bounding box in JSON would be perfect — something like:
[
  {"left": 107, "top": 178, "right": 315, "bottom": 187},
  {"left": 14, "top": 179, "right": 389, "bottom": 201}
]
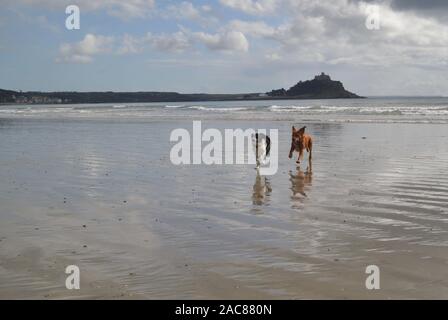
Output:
[
  {"left": 289, "top": 126, "right": 313, "bottom": 164},
  {"left": 252, "top": 133, "right": 271, "bottom": 169}
]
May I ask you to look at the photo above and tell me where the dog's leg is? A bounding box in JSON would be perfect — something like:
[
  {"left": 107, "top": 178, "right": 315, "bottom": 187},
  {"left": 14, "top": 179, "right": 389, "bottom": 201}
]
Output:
[
  {"left": 288, "top": 143, "right": 294, "bottom": 159},
  {"left": 308, "top": 140, "right": 312, "bottom": 162},
  {"left": 297, "top": 149, "right": 303, "bottom": 164}
]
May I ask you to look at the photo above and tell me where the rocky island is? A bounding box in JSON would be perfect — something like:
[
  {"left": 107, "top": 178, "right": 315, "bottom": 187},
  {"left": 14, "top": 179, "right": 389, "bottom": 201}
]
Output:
[
  {"left": 1, "top": 73, "right": 362, "bottom": 104},
  {"left": 267, "top": 73, "right": 362, "bottom": 99}
]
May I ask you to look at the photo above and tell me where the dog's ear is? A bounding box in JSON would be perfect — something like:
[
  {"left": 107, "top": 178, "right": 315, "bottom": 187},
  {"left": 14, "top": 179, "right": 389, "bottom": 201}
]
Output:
[
  {"left": 292, "top": 126, "right": 296, "bottom": 133},
  {"left": 298, "top": 126, "right": 306, "bottom": 135}
]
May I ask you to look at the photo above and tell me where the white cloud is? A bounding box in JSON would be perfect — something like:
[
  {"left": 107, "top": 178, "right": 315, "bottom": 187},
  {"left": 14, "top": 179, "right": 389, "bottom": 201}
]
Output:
[
  {"left": 117, "top": 34, "right": 145, "bottom": 55},
  {"left": 9, "top": 0, "right": 155, "bottom": 19},
  {"left": 166, "top": 1, "right": 201, "bottom": 20},
  {"left": 115, "top": 29, "right": 250, "bottom": 54},
  {"left": 227, "top": 20, "right": 276, "bottom": 37},
  {"left": 148, "top": 31, "right": 192, "bottom": 52},
  {"left": 265, "top": 52, "right": 282, "bottom": 61},
  {"left": 116, "top": 32, "right": 192, "bottom": 54},
  {"left": 48, "top": 0, "right": 448, "bottom": 94},
  {"left": 193, "top": 30, "right": 249, "bottom": 52},
  {"left": 107, "top": 0, "right": 155, "bottom": 19},
  {"left": 57, "top": 34, "right": 115, "bottom": 63},
  {"left": 201, "top": 5, "right": 213, "bottom": 13},
  {"left": 164, "top": 1, "right": 219, "bottom": 26},
  {"left": 226, "top": 0, "right": 448, "bottom": 68},
  {"left": 219, "top": 0, "right": 278, "bottom": 15}
]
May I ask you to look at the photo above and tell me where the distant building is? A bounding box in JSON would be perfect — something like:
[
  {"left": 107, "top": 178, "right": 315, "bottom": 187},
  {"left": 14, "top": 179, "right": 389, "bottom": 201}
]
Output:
[{"left": 314, "top": 72, "right": 331, "bottom": 81}]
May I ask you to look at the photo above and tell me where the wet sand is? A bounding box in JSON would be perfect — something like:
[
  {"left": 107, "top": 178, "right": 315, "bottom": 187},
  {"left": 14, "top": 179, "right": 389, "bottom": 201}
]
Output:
[{"left": 1, "top": 118, "right": 448, "bottom": 299}]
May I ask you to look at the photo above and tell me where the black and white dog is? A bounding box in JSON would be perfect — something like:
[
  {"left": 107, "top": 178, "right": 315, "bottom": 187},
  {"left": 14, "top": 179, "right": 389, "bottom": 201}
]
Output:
[{"left": 252, "top": 133, "right": 271, "bottom": 169}]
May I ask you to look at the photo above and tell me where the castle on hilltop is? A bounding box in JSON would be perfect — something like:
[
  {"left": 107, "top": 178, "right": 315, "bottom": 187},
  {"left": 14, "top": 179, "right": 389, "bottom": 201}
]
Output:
[{"left": 314, "top": 72, "right": 331, "bottom": 81}]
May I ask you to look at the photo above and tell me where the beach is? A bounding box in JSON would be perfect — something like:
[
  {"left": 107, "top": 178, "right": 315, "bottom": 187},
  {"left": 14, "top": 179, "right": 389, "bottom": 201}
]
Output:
[{"left": 1, "top": 99, "right": 448, "bottom": 299}]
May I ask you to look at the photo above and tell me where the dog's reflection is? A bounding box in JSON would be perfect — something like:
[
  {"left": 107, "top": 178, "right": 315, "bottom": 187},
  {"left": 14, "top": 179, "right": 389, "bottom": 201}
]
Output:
[
  {"left": 252, "top": 171, "right": 272, "bottom": 206},
  {"left": 289, "top": 165, "right": 312, "bottom": 206}
]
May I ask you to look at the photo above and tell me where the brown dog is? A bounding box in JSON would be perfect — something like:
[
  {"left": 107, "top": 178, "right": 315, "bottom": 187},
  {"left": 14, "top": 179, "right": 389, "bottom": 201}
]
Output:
[{"left": 289, "top": 126, "right": 313, "bottom": 164}]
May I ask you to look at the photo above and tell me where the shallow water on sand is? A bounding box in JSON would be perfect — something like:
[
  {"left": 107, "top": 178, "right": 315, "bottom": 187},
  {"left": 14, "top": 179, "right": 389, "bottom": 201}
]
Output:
[{"left": 0, "top": 118, "right": 448, "bottom": 299}]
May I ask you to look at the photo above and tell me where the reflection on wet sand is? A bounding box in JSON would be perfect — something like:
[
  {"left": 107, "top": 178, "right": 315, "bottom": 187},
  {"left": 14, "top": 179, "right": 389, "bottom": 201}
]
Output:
[
  {"left": 3, "top": 119, "right": 448, "bottom": 299},
  {"left": 252, "top": 171, "right": 272, "bottom": 207},
  {"left": 289, "top": 164, "right": 312, "bottom": 208},
  {"left": 0, "top": 118, "right": 15, "bottom": 127}
]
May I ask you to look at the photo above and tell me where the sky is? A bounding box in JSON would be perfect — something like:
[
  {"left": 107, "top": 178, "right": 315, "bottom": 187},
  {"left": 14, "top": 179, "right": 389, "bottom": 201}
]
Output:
[{"left": 0, "top": 0, "right": 447, "bottom": 96}]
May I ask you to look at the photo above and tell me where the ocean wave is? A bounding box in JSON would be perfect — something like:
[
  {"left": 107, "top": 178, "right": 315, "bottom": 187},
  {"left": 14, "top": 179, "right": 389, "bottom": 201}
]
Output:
[
  {"left": 267, "top": 105, "right": 448, "bottom": 116},
  {"left": 188, "top": 106, "right": 250, "bottom": 112},
  {"left": 269, "top": 105, "right": 352, "bottom": 112},
  {"left": 269, "top": 105, "right": 314, "bottom": 111},
  {"left": 0, "top": 109, "right": 18, "bottom": 114},
  {"left": 165, "top": 105, "right": 185, "bottom": 108},
  {"left": 2, "top": 101, "right": 448, "bottom": 121},
  {"left": 73, "top": 105, "right": 116, "bottom": 110}
]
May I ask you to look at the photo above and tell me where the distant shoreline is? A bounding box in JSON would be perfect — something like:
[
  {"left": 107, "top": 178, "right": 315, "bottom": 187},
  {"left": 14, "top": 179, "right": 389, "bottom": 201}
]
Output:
[
  {"left": 0, "top": 94, "right": 367, "bottom": 106},
  {"left": 3, "top": 95, "right": 448, "bottom": 106},
  {"left": 0, "top": 73, "right": 366, "bottom": 105}
]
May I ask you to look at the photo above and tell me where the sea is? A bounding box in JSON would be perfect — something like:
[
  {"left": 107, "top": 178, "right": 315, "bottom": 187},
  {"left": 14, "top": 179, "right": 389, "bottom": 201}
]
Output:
[{"left": 1, "top": 97, "right": 448, "bottom": 123}]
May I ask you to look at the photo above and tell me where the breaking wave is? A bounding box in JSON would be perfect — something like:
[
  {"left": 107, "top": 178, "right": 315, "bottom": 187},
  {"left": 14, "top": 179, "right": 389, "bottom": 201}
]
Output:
[
  {"left": 2, "top": 98, "right": 448, "bottom": 123},
  {"left": 268, "top": 105, "right": 448, "bottom": 116},
  {"left": 187, "top": 106, "right": 251, "bottom": 112}
]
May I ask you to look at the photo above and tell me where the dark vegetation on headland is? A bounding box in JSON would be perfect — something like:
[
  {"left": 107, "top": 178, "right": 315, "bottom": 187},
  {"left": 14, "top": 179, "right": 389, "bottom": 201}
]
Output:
[{"left": 0, "top": 73, "right": 363, "bottom": 104}]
